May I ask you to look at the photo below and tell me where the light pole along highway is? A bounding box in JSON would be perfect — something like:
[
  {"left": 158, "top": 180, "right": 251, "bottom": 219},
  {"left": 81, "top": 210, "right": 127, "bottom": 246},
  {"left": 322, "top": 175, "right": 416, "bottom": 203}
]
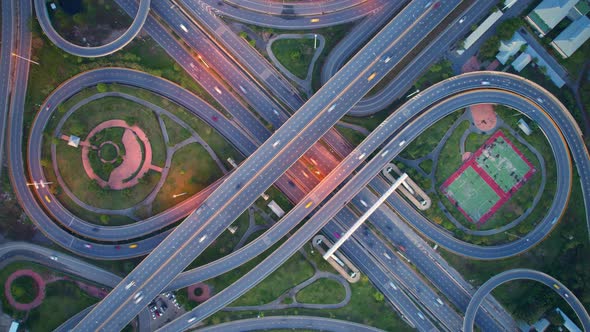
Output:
[{"left": 73, "top": 2, "right": 453, "bottom": 330}]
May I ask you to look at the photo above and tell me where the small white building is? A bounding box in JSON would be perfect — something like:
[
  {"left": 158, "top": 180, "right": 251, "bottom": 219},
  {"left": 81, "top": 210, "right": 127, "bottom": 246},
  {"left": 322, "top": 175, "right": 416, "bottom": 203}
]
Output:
[
  {"left": 525, "top": 0, "right": 579, "bottom": 36},
  {"left": 9, "top": 321, "right": 19, "bottom": 332},
  {"left": 68, "top": 135, "right": 80, "bottom": 148},
  {"left": 496, "top": 32, "right": 527, "bottom": 64},
  {"left": 458, "top": 10, "right": 504, "bottom": 53},
  {"left": 518, "top": 119, "right": 533, "bottom": 136},
  {"left": 49, "top": 3, "right": 57, "bottom": 10},
  {"left": 267, "top": 200, "right": 285, "bottom": 218},
  {"left": 511, "top": 52, "right": 532, "bottom": 72}
]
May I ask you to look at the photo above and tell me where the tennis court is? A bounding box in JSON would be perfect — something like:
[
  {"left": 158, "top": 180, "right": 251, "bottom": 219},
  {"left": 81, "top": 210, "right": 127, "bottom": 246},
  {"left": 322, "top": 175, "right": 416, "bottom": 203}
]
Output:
[
  {"left": 475, "top": 135, "right": 533, "bottom": 192},
  {"left": 444, "top": 166, "right": 500, "bottom": 222}
]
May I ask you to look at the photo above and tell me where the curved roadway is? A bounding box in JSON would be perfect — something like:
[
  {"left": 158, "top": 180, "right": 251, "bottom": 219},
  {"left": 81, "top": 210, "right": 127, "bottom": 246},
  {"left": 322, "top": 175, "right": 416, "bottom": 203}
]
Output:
[
  {"left": 157, "top": 73, "right": 588, "bottom": 330},
  {"left": 33, "top": 0, "right": 150, "bottom": 57},
  {"left": 194, "top": 315, "right": 384, "bottom": 332},
  {"left": 463, "top": 269, "right": 590, "bottom": 332}
]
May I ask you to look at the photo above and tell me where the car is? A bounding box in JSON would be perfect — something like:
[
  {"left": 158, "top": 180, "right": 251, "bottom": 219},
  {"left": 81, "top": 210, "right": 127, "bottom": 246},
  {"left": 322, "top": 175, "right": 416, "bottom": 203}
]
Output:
[
  {"left": 357, "top": 153, "right": 366, "bottom": 160},
  {"left": 433, "top": 1, "right": 441, "bottom": 9},
  {"left": 211, "top": 115, "right": 218, "bottom": 122},
  {"left": 44, "top": 195, "right": 51, "bottom": 203},
  {"left": 417, "top": 312, "right": 425, "bottom": 320},
  {"left": 115, "top": 245, "right": 121, "bottom": 250},
  {"left": 214, "top": 86, "right": 222, "bottom": 95},
  {"left": 179, "top": 24, "right": 188, "bottom": 33},
  {"left": 125, "top": 281, "right": 136, "bottom": 290},
  {"left": 133, "top": 291, "right": 143, "bottom": 304},
  {"left": 83, "top": 243, "right": 92, "bottom": 249},
  {"left": 310, "top": 18, "right": 320, "bottom": 23},
  {"left": 553, "top": 284, "right": 560, "bottom": 290},
  {"left": 305, "top": 201, "right": 313, "bottom": 208},
  {"left": 129, "top": 243, "right": 138, "bottom": 249},
  {"left": 436, "top": 298, "right": 444, "bottom": 306},
  {"left": 360, "top": 200, "right": 368, "bottom": 207},
  {"left": 389, "top": 281, "right": 398, "bottom": 290},
  {"left": 564, "top": 293, "right": 569, "bottom": 298},
  {"left": 199, "top": 235, "right": 208, "bottom": 243},
  {"left": 367, "top": 72, "right": 377, "bottom": 81},
  {"left": 188, "top": 317, "right": 196, "bottom": 323},
  {"left": 49, "top": 255, "right": 58, "bottom": 261},
  {"left": 459, "top": 16, "right": 466, "bottom": 24},
  {"left": 334, "top": 232, "right": 341, "bottom": 239},
  {"left": 399, "top": 140, "right": 406, "bottom": 146},
  {"left": 481, "top": 81, "right": 490, "bottom": 85},
  {"left": 399, "top": 245, "right": 406, "bottom": 252},
  {"left": 151, "top": 312, "right": 156, "bottom": 320}
]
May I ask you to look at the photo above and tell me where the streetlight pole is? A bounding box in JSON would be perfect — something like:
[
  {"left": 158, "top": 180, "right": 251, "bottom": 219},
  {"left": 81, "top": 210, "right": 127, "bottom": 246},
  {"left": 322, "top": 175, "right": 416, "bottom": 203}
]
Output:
[{"left": 12, "top": 53, "right": 40, "bottom": 65}]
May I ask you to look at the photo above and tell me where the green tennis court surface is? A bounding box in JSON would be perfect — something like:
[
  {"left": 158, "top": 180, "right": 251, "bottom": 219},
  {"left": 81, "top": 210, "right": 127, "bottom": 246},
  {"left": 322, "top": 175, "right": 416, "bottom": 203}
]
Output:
[
  {"left": 475, "top": 136, "right": 532, "bottom": 192},
  {"left": 444, "top": 166, "right": 500, "bottom": 222}
]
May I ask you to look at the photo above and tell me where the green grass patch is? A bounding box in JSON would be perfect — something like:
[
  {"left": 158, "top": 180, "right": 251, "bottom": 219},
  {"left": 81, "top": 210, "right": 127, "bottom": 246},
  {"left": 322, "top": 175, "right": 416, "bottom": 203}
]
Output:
[
  {"left": 162, "top": 114, "right": 192, "bottom": 146},
  {"left": 336, "top": 126, "right": 366, "bottom": 147},
  {"left": 54, "top": 142, "right": 161, "bottom": 210},
  {"left": 295, "top": 278, "right": 346, "bottom": 304},
  {"left": 27, "top": 280, "right": 98, "bottom": 331},
  {"left": 152, "top": 142, "right": 223, "bottom": 214},
  {"left": 419, "top": 159, "right": 433, "bottom": 174},
  {"left": 435, "top": 120, "right": 470, "bottom": 185},
  {"left": 231, "top": 253, "right": 314, "bottom": 306},
  {"left": 61, "top": 96, "right": 166, "bottom": 166},
  {"left": 400, "top": 111, "right": 462, "bottom": 160},
  {"left": 10, "top": 276, "right": 38, "bottom": 303},
  {"left": 439, "top": 172, "right": 589, "bottom": 323},
  {"left": 271, "top": 38, "right": 316, "bottom": 80},
  {"left": 48, "top": 0, "right": 132, "bottom": 47}
]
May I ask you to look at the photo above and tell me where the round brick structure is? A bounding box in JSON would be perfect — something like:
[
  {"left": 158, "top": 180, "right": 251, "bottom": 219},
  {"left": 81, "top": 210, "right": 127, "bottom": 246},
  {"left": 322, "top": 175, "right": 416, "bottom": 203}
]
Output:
[{"left": 187, "top": 283, "right": 211, "bottom": 302}]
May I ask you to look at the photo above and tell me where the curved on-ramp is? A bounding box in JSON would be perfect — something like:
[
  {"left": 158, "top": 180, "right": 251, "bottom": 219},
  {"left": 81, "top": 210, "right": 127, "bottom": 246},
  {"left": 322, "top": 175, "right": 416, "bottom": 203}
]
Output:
[
  {"left": 34, "top": 0, "right": 150, "bottom": 57},
  {"left": 463, "top": 269, "right": 590, "bottom": 332}
]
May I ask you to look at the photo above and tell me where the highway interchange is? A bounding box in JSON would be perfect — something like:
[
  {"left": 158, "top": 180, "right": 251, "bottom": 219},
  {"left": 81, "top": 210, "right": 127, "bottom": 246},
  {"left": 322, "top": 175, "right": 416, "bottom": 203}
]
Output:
[{"left": 1, "top": 0, "right": 589, "bottom": 331}]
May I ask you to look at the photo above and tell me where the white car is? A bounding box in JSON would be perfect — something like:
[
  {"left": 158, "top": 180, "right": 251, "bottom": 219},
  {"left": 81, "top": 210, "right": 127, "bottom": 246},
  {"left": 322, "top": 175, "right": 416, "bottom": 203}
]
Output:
[
  {"left": 125, "top": 281, "right": 136, "bottom": 290},
  {"left": 49, "top": 255, "right": 58, "bottom": 261}
]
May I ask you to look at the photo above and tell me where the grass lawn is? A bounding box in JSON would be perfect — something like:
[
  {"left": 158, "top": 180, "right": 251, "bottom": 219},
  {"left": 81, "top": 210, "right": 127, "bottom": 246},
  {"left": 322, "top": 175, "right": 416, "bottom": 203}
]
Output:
[
  {"left": 0, "top": 262, "right": 98, "bottom": 328},
  {"left": 110, "top": 85, "right": 244, "bottom": 170},
  {"left": 55, "top": 142, "right": 161, "bottom": 210},
  {"left": 439, "top": 172, "right": 589, "bottom": 323},
  {"left": 27, "top": 280, "right": 99, "bottom": 331},
  {"left": 295, "top": 278, "right": 346, "bottom": 304},
  {"left": 10, "top": 276, "right": 38, "bottom": 303},
  {"left": 61, "top": 96, "right": 166, "bottom": 166},
  {"left": 202, "top": 242, "right": 413, "bottom": 331},
  {"left": 152, "top": 142, "right": 223, "bottom": 214},
  {"left": 271, "top": 38, "right": 316, "bottom": 80},
  {"left": 435, "top": 119, "right": 470, "bottom": 185},
  {"left": 230, "top": 253, "right": 314, "bottom": 306},
  {"left": 48, "top": 0, "right": 132, "bottom": 47},
  {"left": 162, "top": 114, "right": 192, "bottom": 146},
  {"left": 400, "top": 111, "right": 462, "bottom": 160},
  {"left": 336, "top": 126, "right": 366, "bottom": 147}
]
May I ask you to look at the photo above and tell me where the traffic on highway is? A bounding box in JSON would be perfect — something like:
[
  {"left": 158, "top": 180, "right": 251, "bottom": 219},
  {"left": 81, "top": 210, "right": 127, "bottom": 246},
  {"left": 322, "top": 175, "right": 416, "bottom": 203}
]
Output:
[{"left": 1, "top": 0, "right": 589, "bottom": 331}]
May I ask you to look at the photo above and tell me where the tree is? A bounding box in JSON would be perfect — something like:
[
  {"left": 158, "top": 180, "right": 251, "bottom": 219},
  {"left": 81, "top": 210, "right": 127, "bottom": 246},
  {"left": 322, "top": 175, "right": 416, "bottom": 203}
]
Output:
[
  {"left": 497, "top": 18, "right": 523, "bottom": 41},
  {"left": 546, "top": 309, "right": 565, "bottom": 326},
  {"left": 99, "top": 215, "right": 110, "bottom": 225},
  {"left": 96, "top": 83, "right": 108, "bottom": 93},
  {"left": 479, "top": 36, "right": 501, "bottom": 61},
  {"left": 373, "top": 291, "right": 384, "bottom": 302}
]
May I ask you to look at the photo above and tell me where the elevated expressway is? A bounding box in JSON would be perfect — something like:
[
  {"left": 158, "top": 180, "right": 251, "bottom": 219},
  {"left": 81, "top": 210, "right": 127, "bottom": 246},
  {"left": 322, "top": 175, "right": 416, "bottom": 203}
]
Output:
[
  {"left": 157, "top": 71, "right": 585, "bottom": 331},
  {"left": 22, "top": 0, "right": 455, "bottom": 254},
  {"left": 33, "top": 0, "right": 151, "bottom": 57},
  {"left": 0, "top": 0, "right": 16, "bottom": 178},
  {"left": 463, "top": 269, "right": 590, "bottom": 332},
  {"left": 187, "top": 0, "right": 388, "bottom": 30},
  {"left": 73, "top": 2, "right": 464, "bottom": 330}
]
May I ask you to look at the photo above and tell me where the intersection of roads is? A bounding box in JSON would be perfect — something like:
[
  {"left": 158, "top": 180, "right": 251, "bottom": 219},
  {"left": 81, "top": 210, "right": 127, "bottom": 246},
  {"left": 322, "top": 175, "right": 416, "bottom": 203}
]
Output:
[{"left": 1, "top": 0, "right": 589, "bottom": 331}]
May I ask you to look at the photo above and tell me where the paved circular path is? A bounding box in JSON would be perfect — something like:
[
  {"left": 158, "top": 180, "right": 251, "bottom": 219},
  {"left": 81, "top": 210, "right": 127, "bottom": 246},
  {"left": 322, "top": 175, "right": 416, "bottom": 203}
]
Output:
[{"left": 4, "top": 269, "right": 45, "bottom": 311}]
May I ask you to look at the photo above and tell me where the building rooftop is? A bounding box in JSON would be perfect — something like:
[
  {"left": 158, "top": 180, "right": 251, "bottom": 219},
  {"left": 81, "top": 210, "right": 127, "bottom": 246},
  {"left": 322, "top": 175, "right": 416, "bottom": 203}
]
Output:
[
  {"left": 525, "top": 45, "right": 566, "bottom": 87},
  {"left": 551, "top": 15, "right": 590, "bottom": 58},
  {"left": 512, "top": 52, "right": 532, "bottom": 72},
  {"left": 459, "top": 10, "right": 504, "bottom": 53},
  {"left": 496, "top": 32, "right": 527, "bottom": 64},
  {"left": 526, "top": 0, "right": 579, "bottom": 36}
]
